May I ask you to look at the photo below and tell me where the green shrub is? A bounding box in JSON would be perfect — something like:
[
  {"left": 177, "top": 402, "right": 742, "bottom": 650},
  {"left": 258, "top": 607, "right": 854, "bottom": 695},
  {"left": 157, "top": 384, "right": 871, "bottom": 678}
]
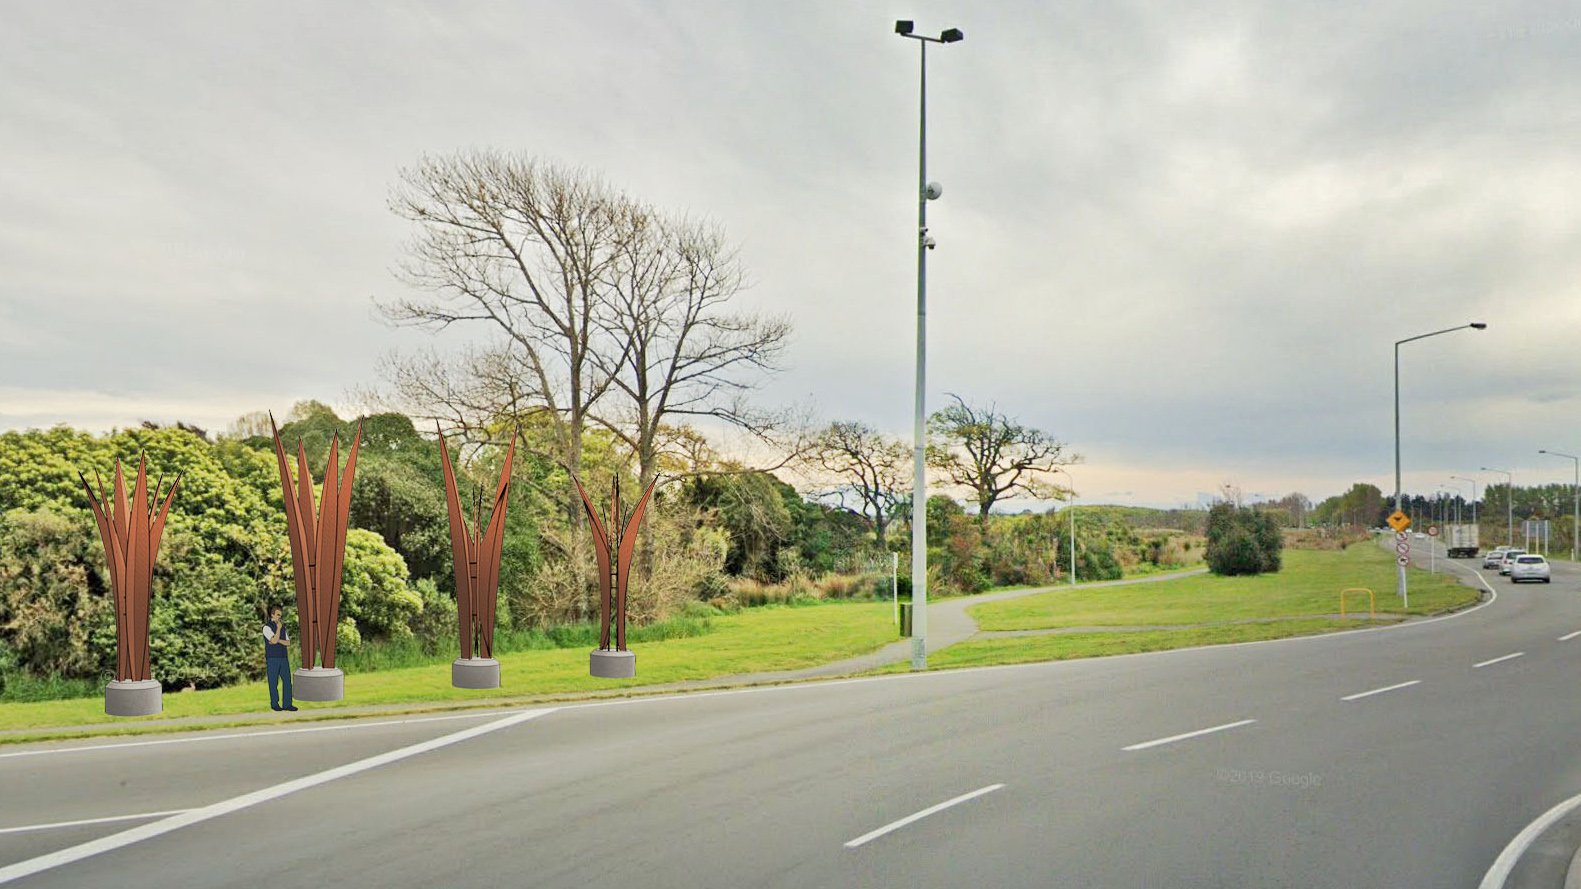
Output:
[
  {"left": 338, "top": 529, "right": 420, "bottom": 639},
  {"left": 1205, "top": 504, "right": 1283, "bottom": 576},
  {"left": 408, "top": 578, "right": 457, "bottom": 650}
]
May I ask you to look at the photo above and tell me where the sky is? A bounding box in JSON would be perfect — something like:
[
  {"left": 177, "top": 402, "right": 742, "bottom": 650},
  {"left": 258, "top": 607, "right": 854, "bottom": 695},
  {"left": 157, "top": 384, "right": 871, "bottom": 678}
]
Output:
[{"left": 2, "top": 1, "right": 1580, "bottom": 509}]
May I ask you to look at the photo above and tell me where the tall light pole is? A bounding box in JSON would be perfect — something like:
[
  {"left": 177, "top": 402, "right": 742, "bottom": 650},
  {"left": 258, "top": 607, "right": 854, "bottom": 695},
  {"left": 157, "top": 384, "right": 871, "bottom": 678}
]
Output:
[
  {"left": 1538, "top": 449, "right": 1579, "bottom": 562},
  {"left": 1482, "top": 466, "right": 1513, "bottom": 546},
  {"left": 1450, "top": 475, "right": 1478, "bottom": 528},
  {"left": 896, "top": 19, "right": 963, "bottom": 671},
  {"left": 1055, "top": 466, "right": 1076, "bottom": 586},
  {"left": 1394, "top": 322, "right": 1486, "bottom": 607}
]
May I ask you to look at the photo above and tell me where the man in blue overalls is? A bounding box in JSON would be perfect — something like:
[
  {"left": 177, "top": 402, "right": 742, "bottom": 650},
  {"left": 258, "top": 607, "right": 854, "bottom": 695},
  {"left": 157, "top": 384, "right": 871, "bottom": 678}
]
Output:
[{"left": 264, "top": 606, "right": 298, "bottom": 712}]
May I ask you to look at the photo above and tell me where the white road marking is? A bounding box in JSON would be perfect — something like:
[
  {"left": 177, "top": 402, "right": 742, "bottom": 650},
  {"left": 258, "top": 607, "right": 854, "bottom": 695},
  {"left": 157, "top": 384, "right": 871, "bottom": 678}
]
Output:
[
  {"left": 1340, "top": 680, "right": 1421, "bottom": 702},
  {"left": 1474, "top": 652, "right": 1525, "bottom": 669},
  {"left": 1559, "top": 631, "right": 1581, "bottom": 642},
  {"left": 0, "top": 810, "right": 189, "bottom": 836},
  {"left": 0, "top": 709, "right": 516, "bottom": 760},
  {"left": 844, "top": 784, "right": 1005, "bottom": 848},
  {"left": 1122, "top": 719, "right": 1257, "bottom": 752},
  {"left": 1479, "top": 787, "right": 1581, "bottom": 889},
  {"left": 0, "top": 707, "right": 557, "bottom": 886}
]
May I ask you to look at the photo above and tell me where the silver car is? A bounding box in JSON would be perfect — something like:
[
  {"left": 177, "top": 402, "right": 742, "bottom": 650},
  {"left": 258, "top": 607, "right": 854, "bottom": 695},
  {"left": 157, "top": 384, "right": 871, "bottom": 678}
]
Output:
[
  {"left": 1499, "top": 549, "right": 1529, "bottom": 575},
  {"left": 1510, "top": 554, "right": 1552, "bottom": 583},
  {"left": 1483, "top": 548, "right": 1510, "bottom": 569}
]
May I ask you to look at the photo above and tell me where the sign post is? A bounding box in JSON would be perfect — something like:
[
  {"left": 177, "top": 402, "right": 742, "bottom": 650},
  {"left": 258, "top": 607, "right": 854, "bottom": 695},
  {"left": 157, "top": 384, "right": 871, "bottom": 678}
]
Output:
[{"left": 1388, "top": 510, "right": 1412, "bottom": 606}]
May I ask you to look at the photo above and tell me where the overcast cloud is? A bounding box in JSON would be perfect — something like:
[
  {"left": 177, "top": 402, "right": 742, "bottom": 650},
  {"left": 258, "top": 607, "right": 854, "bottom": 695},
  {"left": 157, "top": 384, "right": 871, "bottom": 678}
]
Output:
[{"left": 3, "top": 1, "right": 1580, "bottom": 508}]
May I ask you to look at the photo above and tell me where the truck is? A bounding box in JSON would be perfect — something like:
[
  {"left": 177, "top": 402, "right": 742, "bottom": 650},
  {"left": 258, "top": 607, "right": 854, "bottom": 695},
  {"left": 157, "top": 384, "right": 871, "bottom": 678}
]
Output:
[{"left": 1445, "top": 523, "right": 1480, "bottom": 559}]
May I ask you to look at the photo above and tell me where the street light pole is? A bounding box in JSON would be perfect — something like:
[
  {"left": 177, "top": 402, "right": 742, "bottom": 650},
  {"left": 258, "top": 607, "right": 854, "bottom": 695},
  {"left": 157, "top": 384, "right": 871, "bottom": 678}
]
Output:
[
  {"left": 1538, "top": 449, "right": 1579, "bottom": 562},
  {"left": 1394, "top": 322, "right": 1487, "bottom": 608},
  {"left": 1482, "top": 466, "right": 1513, "bottom": 547},
  {"left": 896, "top": 20, "right": 963, "bottom": 671},
  {"left": 1055, "top": 466, "right": 1076, "bottom": 586},
  {"left": 1450, "top": 475, "right": 1478, "bottom": 529}
]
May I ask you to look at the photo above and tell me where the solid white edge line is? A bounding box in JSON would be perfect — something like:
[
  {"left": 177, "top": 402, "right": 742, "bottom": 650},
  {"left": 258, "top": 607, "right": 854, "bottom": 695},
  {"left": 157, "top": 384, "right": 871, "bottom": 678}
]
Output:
[
  {"left": 1121, "top": 719, "right": 1256, "bottom": 752},
  {"left": 0, "top": 707, "right": 557, "bottom": 886},
  {"left": 1340, "top": 680, "right": 1421, "bottom": 702},
  {"left": 0, "top": 709, "right": 520, "bottom": 760},
  {"left": 1480, "top": 787, "right": 1581, "bottom": 889},
  {"left": 0, "top": 810, "right": 189, "bottom": 836},
  {"left": 1473, "top": 652, "right": 1525, "bottom": 668},
  {"left": 0, "top": 557, "right": 1507, "bottom": 762},
  {"left": 1560, "top": 631, "right": 1581, "bottom": 642},
  {"left": 844, "top": 784, "right": 1005, "bottom": 848}
]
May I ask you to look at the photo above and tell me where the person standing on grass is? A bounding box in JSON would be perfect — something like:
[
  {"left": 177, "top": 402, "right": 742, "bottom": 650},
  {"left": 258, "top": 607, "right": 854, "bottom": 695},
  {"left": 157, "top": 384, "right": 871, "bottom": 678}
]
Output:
[{"left": 264, "top": 606, "right": 298, "bottom": 712}]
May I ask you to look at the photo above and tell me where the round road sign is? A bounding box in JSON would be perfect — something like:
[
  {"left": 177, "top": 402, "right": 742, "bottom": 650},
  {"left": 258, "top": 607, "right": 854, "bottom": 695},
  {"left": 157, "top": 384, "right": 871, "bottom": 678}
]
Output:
[
  {"left": 1397, "top": 555, "right": 1410, "bottom": 566},
  {"left": 1396, "top": 543, "right": 1410, "bottom": 554},
  {"left": 1427, "top": 526, "right": 1440, "bottom": 537},
  {"left": 1396, "top": 531, "right": 1409, "bottom": 541}
]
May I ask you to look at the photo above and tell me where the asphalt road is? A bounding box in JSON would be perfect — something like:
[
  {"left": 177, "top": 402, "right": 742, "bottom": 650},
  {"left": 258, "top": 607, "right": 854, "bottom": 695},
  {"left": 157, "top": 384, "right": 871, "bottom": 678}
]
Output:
[{"left": 4, "top": 539, "right": 1581, "bottom": 888}]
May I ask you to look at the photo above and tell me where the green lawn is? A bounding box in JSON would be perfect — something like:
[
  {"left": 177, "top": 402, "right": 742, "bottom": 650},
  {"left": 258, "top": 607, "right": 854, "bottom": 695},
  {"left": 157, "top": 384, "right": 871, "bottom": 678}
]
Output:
[
  {"left": 910, "top": 619, "right": 1367, "bottom": 671},
  {"left": 968, "top": 545, "right": 1480, "bottom": 632},
  {"left": 0, "top": 600, "right": 897, "bottom": 737}
]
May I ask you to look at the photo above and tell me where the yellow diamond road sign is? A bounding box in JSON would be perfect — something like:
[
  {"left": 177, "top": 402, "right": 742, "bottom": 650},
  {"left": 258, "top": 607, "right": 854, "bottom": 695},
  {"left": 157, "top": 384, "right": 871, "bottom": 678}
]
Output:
[{"left": 1387, "top": 510, "right": 1411, "bottom": 532}]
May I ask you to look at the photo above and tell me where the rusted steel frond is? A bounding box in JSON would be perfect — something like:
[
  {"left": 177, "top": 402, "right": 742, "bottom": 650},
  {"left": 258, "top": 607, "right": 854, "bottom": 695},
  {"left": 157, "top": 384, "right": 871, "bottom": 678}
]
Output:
[
  {"left": 571, "top": 472, "right": 658, "bottom": 654},
  {"left": 269, "top": 416, "right": 362, "bottom": 670},
  {"left": 79, "top": 456, "right": 180, "bottom": 683},
  {"left": 614, "top": 479, "right": 658, "bottom": 652},
  {"left": 438, "top": 428, "right": 514, "bottom": 661},
  {"left": 572, "top": 473, "right": 615, "bottom": 650}
]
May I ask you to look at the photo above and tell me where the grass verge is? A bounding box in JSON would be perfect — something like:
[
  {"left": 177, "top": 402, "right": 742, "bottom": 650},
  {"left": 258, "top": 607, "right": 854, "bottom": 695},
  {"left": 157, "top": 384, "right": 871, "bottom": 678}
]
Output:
[
  {"left": 0, "top": 600, "right": 896, "bottom": 737},
  {"left": 893, "top": 618, "right": 1375, "bottom": 671},
  {"left": 968, "top": 545, "right": 1479, "bottom": 631}
]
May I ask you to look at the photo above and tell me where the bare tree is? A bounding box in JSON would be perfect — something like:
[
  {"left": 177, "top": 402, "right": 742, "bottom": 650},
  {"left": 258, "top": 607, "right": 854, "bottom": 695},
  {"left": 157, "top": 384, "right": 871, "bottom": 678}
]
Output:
[
  {"left": 592, "top": 213, "right": 790, "bottom": 498},
  {"left": 379, "top": 151, "right": 635, "bottom": 522},
  {"left": 807, "top": 421, "right": 909, "bottom": 547},
  {"left": 927, "top": 394, "right": 1077, "bottom": 526}
]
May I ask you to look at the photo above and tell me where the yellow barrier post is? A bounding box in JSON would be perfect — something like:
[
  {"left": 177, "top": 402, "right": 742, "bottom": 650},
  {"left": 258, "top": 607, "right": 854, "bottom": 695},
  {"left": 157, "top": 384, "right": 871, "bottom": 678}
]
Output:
[{"left": 1340, "top": 587, "right": 1376, "bottom": 620}]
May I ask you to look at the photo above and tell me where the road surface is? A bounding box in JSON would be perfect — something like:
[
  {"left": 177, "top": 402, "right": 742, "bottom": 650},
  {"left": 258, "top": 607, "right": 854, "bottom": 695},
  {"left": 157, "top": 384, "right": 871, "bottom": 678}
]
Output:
[{"left": 3, "top": 541, "right": 1579, "bottom": 887}]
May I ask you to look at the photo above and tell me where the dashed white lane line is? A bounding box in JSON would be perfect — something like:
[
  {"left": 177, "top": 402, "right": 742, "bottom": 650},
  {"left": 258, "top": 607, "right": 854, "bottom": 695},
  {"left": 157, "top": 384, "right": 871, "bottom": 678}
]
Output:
[
  {"left": 1559, "top": 631, "right": 1581, "bottom": 642},
  {"left": 844, "top": 784, "right": 1005, "bottom": 849},
  {"left": 1121, "top": 719, "right": 1257, "bottom": 752},
  {"left": 1341, "top": 680, "right": 1421, "bottom": 702},
  {"left": 0, "top": 707, "right": 558, "bottom": 886},
  {"left": 1474, "top": 652, "right": 1525, "bottom": 669},
  {"left": 0, "top": 810, "right": 190, "bottom": 836}
]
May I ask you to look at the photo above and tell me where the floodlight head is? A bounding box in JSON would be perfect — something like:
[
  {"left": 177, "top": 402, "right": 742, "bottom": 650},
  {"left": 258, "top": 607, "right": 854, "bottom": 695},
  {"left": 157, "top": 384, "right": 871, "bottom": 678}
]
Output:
[
  {"left": 895, "top": 20, "right": 914, "bottom": 35},
  {"left": 924, "top": 181, "right": 943, "bottom": 200},
  {"left": 1470, "top": 321, "right": 1487, "bottom": 329},
  {"left": 940, "top": 27, "right": 965, "bottom": 42}
]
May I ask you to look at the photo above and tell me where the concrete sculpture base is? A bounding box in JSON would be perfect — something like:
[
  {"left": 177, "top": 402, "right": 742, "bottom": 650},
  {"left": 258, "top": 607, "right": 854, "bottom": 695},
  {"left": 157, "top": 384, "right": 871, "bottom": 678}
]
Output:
[
  {"left": 105, "top": 679, "right": 162, "bottom": 717},
  {"left": 452, "top": 657, "right": 500, "bottom": 689},
  {"left": 292, "top": 667, "right": 344, "bottom": 701},
  {"left": 590, "top": 649, "right": 635, "bottom": 678}
]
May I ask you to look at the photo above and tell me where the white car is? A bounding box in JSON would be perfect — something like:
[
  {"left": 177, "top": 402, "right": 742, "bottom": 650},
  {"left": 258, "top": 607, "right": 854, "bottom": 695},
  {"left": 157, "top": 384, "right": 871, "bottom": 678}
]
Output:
[
  {"left": 1499, "top": 550, "right": 1528, "bottom": 575},
  {"left": 1483, "top": 548, "right": 1510, "bottom": 569},
  {"left": 1509, "top": 554, "right": 1552, "bottom": 583}
]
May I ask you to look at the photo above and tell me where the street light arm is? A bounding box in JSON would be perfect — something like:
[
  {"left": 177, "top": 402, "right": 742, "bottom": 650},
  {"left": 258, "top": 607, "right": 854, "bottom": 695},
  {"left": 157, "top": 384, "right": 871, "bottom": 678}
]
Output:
[{"left": 1394, "top": 323, "right": 1487, "bottom": 347}]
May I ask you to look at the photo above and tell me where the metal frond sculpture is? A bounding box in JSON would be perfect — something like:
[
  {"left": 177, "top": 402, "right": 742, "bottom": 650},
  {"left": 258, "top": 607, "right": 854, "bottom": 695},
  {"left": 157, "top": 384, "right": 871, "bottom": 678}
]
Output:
[
  {"left": 270, "top": 415, "right": 362, "bottom": 701},
  {"left": 79, "top": 454, "right": 180, "bottom": 716},
  {"left": 572, "top": 472, "right": 658, "bottom": 678},
  {"left": 438, "top": 426, "right": 514, "bottom": 689}
]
